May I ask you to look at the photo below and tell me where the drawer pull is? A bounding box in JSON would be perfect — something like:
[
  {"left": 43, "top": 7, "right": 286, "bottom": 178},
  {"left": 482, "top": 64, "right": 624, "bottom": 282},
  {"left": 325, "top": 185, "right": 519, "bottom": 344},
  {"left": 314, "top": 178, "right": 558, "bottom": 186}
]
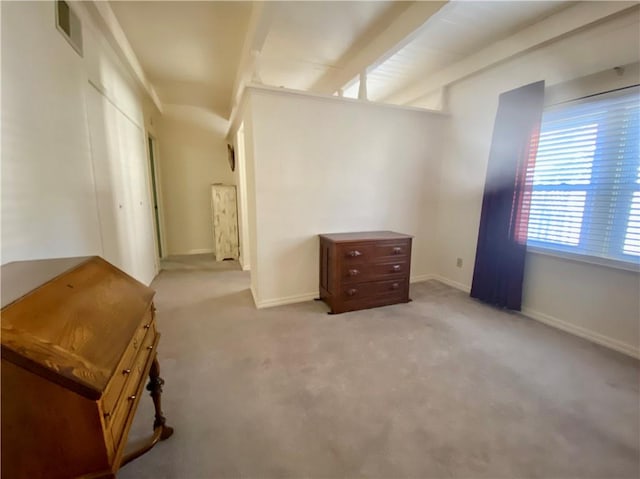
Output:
[
  {"left": 128, "top": 395, "right": 136, "bottom": 401},
  {"left": 147, "top": 345, "right": 154, "bottom": 351},
  {"left": 347, "top": 250, "right": 362, "bottom": 257},
  {"left": 391, "top": 283, "right": 400, "bottom": 290},
  {"left": 392, "top": 247, "right": 402, "bottom": 255},
  {"left": 104, "top": 411, "right": 111, "bottom": 419},
  {"left": 122, "top": 368, "right": 131, "bottom": 375},
  {"left": 348, "top": 269, "right": 359, "bottom": 276},
  {"left": 144, "top": 324, "right": 151, "bottom": 329},
  {"left": 346, "top": 288, "right": 358, "bottom": 296},
  {"left": 392, "top": 264, "right": 401, "bottom": 272}
]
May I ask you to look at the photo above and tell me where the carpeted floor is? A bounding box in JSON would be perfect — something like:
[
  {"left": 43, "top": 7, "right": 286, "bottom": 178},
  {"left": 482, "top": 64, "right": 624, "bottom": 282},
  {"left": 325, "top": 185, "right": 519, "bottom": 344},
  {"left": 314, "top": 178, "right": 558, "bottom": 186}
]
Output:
[{"left": 119, "top": 255, "right": 639, "bottom": 479}]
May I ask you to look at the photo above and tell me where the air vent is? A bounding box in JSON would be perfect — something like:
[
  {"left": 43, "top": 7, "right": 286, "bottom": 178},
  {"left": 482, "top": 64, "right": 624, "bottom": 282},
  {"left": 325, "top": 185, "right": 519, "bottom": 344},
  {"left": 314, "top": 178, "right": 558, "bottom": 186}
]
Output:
[{"left": 56, "top": 0, "right": 83, "bottom": 56}]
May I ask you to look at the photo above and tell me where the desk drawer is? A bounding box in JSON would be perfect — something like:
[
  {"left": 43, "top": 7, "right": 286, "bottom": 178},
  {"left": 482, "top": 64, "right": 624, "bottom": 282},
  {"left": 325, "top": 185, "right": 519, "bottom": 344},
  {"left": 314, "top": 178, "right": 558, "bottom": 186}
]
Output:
[
  {"left": 108, "top": 324, "right": 157, "bottom": 448},
  {"left": 102, "top": 311, "right": 155, "bottom": 425}
]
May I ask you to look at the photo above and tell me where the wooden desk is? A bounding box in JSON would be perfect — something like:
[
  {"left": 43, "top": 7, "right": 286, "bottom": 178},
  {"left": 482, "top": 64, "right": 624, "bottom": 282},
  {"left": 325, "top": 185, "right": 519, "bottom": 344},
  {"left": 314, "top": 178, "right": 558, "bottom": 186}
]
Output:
[{"left": 1, "top": 256, "right": 173, "bottom": 478}]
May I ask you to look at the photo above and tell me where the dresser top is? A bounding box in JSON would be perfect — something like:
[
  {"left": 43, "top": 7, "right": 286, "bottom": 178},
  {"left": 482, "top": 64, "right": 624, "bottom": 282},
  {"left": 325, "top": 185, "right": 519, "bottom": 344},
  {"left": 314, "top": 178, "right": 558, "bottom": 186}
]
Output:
[
  {"left": 1, "top": 256, "right": 155, "bottom": 399},
  {"left": 319, "top": 231, "right": 412, "bottom": 242}
]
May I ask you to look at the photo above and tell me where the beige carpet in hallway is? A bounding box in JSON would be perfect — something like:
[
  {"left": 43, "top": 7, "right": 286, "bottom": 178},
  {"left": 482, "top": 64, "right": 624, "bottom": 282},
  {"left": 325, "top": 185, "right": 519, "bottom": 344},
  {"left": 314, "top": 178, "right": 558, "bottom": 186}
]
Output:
[{"left": 119, "top": 255, "right": 639, "bottom": 479}]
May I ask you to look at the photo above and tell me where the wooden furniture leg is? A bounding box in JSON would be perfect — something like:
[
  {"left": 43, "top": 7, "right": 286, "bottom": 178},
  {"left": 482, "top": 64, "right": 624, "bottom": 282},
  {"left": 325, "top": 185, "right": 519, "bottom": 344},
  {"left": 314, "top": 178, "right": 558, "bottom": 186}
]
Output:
[
  {"left": 120, "top": 356, "right": 174, "bottom": 466},
  {"left": 147, "top": 357, "right": 174, "bottom": 439}
]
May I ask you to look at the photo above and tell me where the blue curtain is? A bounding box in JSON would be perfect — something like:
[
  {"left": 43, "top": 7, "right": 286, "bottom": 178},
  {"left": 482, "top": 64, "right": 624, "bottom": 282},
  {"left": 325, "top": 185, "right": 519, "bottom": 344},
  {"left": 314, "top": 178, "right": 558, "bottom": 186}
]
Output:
[{"left": 470, "top": 81, "right": 545, "bottom": 310}]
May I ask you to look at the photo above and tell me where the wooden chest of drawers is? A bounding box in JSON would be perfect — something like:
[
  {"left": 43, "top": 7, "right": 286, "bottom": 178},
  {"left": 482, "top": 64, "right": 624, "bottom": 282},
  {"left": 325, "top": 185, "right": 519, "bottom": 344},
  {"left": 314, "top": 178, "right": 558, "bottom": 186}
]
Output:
[
  {"left": 1, "top": 257, "right": 173, "bottom": 479},
  {"left": 319, "top": 231, "right": 412, "bottom": 314}
]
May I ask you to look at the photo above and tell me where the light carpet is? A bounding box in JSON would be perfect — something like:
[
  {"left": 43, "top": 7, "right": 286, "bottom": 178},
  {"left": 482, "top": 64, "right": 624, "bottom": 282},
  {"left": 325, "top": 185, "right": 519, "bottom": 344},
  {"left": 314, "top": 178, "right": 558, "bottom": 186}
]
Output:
[{"left": 119, "top": 255, "right": 639, "bottom": 479}]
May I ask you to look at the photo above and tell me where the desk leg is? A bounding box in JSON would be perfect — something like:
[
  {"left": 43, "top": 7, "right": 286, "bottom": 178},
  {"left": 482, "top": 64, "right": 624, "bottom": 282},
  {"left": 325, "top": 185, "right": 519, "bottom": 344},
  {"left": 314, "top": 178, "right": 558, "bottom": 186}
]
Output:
[
  {"left": 120, "top": 356, "right": 174, "bottom": 467},
  {"left": 147, "top": 356, "right": 174, "bottom": 440}
]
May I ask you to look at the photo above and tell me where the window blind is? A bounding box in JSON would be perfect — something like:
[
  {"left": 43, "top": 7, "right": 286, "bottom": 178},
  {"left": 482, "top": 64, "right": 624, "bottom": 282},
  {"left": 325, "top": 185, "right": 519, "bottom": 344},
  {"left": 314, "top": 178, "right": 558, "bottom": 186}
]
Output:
[{"left": 527, "top": 86, "right": 640, "bottom": 266}]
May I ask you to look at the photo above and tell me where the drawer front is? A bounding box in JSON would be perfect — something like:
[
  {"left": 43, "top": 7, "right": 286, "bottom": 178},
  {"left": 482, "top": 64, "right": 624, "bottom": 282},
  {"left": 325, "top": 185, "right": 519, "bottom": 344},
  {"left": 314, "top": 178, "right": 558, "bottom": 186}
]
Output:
[
  {"left": 372, "top": 240, "right": 411, "bottom": 260},
  {"left": 340, "top": 261, "right": 408, "bottom": 284},
  {"left": 109, "top": 323, "right": 157, "bottom": 448},
  {"left": 337, "top": 239, "right": 411, "bottom": 264},
  {"left": 341, "top": 278, "right": 408, "bottom": 302},
  {"left": 102, "top": 310, "right": 155, "bottom": 425},
  {"left": 334, "top": 292, "right": 409, "bottom": 313},
  {"left": 336, "top": 243, "right": 375, "bottom": 263}
]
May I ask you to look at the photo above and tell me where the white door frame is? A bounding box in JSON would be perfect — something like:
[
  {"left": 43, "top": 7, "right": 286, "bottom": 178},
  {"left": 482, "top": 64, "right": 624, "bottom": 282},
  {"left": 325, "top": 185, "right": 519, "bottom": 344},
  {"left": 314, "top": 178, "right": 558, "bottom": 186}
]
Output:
[
  {"left": 145, "top": 133, "right": 167, "bottom": 264},
  {"left": 236, "top": 122, "right": 251, "bottom": 270}
]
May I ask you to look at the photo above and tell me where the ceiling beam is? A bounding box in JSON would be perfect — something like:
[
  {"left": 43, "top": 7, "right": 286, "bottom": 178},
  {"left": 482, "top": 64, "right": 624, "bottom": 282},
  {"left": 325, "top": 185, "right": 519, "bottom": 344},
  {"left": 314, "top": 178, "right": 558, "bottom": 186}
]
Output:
[
  {"left": 382, "top": 1, "right": 639, "bottom": 107},
  {"left": 229, "top": 2, "right": 274, "bottom": 114},
  {"left": 310, "top": 1, "right": 448, "bottom": 95},
  {"left": 84, "top": 1, "right": 163, "bottom": 112}
]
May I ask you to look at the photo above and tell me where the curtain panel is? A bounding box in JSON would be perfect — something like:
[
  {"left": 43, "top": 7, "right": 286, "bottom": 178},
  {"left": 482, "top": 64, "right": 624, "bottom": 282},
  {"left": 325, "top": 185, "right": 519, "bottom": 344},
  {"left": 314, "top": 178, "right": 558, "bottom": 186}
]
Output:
[{"left": 470, "top": 81, "right": 545, "bottom": 310}]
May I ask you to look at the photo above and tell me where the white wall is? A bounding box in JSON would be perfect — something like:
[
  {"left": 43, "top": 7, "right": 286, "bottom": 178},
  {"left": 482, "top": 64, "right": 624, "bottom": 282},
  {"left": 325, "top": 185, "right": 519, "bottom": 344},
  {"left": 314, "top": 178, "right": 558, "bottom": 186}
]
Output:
[
  {"left": 236, "top": 93, "right": 261, "bottom": 300},
  {"left": 157, "top": 105, "right": 234, "bottom": 255},
  {"left": 434, "top": 9, "right": 640, "bottom": 355},
  {"left": 245, "top": 87, "right": 445, "bottom": 307},
  {"left": 1, "top": 1, "right": 157, "bottom": 284},
  {"left": 1, "top": 1, "right": 102, "bottom": 264}
]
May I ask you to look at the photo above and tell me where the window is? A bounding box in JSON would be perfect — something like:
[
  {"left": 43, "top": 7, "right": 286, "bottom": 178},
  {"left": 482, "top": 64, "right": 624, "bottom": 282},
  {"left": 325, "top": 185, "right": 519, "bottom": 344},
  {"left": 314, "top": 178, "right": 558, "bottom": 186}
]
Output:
[{"left": 527, "top": 86, "right": 640, "bottom": 267}]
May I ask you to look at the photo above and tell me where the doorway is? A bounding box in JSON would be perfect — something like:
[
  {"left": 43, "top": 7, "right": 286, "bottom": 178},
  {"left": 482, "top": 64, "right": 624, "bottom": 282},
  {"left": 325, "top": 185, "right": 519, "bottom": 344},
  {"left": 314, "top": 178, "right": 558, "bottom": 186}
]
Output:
[{"left": 147, "top": 135, "right": 163, "bottom": 259}]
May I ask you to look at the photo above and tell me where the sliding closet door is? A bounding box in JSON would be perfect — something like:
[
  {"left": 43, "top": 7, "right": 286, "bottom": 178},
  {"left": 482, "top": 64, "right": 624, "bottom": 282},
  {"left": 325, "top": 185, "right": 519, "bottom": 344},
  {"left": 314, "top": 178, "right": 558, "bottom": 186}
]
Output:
[
  {"left": 116, "top": 103, "right": 157, "bottom": 282},
  {"left": 85, "top": 84, "right": 156, "bottom": 284}
]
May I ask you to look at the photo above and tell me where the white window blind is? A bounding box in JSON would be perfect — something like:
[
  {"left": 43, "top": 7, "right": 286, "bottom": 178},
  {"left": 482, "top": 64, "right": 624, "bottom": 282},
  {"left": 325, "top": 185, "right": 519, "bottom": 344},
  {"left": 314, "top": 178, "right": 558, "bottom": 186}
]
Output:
[{"left": 527, "top": 86, "right": 640, "bottom": 266}]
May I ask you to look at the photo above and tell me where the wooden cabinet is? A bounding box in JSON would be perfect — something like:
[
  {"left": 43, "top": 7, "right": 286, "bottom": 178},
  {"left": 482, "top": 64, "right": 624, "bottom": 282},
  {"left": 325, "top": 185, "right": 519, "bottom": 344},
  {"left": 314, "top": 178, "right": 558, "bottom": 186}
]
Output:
[
  {"left": 211, "top": 184, "right": 239, "bottom": 261},
  {"left": 1, "top": 256, "right": 173, "bottom": 479},
  {"left": 319, "top": 231, "right": 412, "bottom": 314}
]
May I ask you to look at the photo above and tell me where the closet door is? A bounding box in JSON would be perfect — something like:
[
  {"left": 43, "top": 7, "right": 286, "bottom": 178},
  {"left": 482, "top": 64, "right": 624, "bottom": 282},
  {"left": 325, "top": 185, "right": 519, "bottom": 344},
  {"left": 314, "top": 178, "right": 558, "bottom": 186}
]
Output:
[
  {"left": 211, "top": 185, "right": 239, "bottom": 261},
  {"left": 85, "top": 85, "right": 128, "bottom": 273},
  {"left": 85, "top": 84, "right": 156, "bottom": 284}
]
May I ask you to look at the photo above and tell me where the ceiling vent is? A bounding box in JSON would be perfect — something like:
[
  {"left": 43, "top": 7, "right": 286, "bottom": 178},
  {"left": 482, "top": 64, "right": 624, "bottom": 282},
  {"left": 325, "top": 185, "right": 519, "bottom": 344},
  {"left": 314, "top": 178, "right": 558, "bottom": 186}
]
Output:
[{"left": 56, "top": 0, "right": 83, "bottom": 56}]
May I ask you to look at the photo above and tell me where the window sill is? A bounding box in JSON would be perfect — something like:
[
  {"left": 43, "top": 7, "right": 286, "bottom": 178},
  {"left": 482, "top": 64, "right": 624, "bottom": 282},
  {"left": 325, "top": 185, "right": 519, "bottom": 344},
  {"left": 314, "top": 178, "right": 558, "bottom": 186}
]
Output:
[{"left": 526, "top": 246, "right": 640, "bottom": 273}]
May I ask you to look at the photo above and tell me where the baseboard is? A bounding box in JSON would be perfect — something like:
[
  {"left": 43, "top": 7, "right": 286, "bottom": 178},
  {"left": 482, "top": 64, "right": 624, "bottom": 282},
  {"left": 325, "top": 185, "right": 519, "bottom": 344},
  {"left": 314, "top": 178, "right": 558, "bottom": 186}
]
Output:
[
  {"left": 410, "top": 274, "right": 436, "bottom": 283},
  {"left": 255, "top": 292, "right": 318, "bottom": 309},
  {"left": 169, "top": 248, "right": 214, "bottom": 255},
  {"left": 238, "top": 256, "right": 251, "bottom": 271},
  {"left": 250, "top": 285, "right": 259, "bottom": 308},
  {"left": 432, "top": 275, "right": 472, "bottom": 293},
  {"left": 521, "top": 307, "right": 640, "bottom": 359},
  {"left": 432, "top": 275, "right": 639, "bottom": 359}
]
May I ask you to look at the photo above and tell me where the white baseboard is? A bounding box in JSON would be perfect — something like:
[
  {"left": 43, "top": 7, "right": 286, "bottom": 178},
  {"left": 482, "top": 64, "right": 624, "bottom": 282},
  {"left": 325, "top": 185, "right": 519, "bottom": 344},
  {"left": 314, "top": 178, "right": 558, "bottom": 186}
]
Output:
[
  {"left": 410, "top": 274, "right": 436, "bottom": 283},
  {"left": 521, "top": 307, "right": 640, "bottom": 359},
  {"left": 169, "top": 248, "right": 214, "bottom": 255},
  {"left": 190, "top": 248, "right": 214, "bottom": 255},
  {"left": 432, "top": 275, "right": 639, "bottom": 359},
  {"left": 250, "top": 285, "right": 258, "bottom": 308},
  {"left": 432, "top": 275, "right": 472, "bottom": 293},
  {"left": 255, "top": 292, "right": 318, "bottom": 309},
  {"left": 238, "top": 255, "right": 251, "bottom": 271}
]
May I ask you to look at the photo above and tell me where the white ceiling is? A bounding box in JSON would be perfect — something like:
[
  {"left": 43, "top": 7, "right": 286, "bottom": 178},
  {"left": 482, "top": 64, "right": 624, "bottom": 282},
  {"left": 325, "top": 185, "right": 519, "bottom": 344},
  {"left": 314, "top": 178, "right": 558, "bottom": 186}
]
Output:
[
  {"left": 259, "top": 1, "right": 410, "bottom": 90},
  {"left": 111, "top": 0, "right": 577, "bottom": 119},
  {"left": 361, "top": 1, "right": 575, "bottom": 102},
  {"left": 110, "top": 1, "right": 252, "bottom": 118}
]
